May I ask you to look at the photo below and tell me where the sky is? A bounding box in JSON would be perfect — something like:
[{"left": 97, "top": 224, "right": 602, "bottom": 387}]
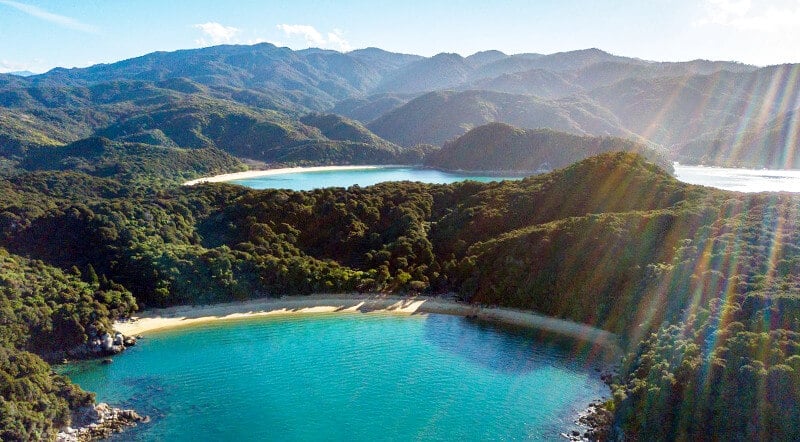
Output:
[{"left": 1, "top": 0, "right": 800, "bottom": 73}]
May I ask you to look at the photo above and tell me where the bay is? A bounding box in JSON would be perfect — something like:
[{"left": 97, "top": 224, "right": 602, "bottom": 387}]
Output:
[{"left": 61, "top": 313, "right": 608, "bottom": 441}]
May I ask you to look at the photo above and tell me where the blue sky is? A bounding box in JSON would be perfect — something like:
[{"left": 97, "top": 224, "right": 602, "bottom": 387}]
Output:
[{"left": 1, "top": 0, "right": 799, "bottom": 73}]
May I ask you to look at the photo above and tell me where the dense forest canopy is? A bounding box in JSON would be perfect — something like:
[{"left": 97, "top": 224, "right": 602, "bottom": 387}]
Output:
[{"left": 2, "top": 150, "right": 800, "bottom": 439}]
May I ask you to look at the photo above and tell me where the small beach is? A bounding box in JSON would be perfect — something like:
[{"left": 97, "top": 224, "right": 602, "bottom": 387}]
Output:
[{"left": 114, "top": 294, "right": 620, "bottom": 353}]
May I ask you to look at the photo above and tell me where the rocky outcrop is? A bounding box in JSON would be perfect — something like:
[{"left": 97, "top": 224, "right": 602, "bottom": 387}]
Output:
[
  {"left": 42, "top": 327, "right": 138, "bottom": 363},
  {"left": 57, "top": 403, "right": 148, "bottom": 442},
  {"left": 577, "top": 401, "right": 614, "bottom": 441}
]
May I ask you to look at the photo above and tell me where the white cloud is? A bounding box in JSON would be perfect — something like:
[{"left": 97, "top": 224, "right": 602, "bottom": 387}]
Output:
[
  {"left": 247, "top": 37, "right": 272, "bottom": 45},
  {"left": 695, "top": 0, "right": 800, "bottom": 31},
  {"left": 276, "top": 24, "right": 351, "bottom": 51},
  {"left": 193, "top": 22, "right": 241, "bottom": 46},
  {"left": 0, "top": 58, "right": 45, "bottom": 74},
  {"left": 326, "top": 29, "right": 352, "bottom": 51},
  {"left": 277, "top": 24, "right": 325, "bottom": 46},
  {"left": 0, "top": 0, "right": 98, "bottom": 33}
]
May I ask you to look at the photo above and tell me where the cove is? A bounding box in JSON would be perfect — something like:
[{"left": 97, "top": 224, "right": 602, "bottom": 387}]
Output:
[{"left": 61, "top": 313, "right": 609, "bottom": 441}]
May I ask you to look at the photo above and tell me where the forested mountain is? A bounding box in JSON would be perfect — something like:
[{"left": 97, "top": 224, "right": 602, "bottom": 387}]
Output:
[
  {"left": 424, "top": 122, "right": 671, "bottom": 172},
  {"left": 675, "top": 109, "right": 800, "bottom": 168},
  {"left": 3, "top": 43, "right": 799, "bottom": 168},
  {"left": 367, "top": 90, "right": 633, "bottom": 146}
]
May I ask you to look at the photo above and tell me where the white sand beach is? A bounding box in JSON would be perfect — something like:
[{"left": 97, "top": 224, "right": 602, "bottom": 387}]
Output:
[
  {"left": 114, "top": 294, "right": 620, "bottom": 353},
  {"left": 183, "top": 165, "right": 387, "bottom": 185}
]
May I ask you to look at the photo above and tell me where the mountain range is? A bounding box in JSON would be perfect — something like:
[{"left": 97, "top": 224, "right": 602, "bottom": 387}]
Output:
[{"left": 1, "top": 43, "right": 799, "bottom": 169}]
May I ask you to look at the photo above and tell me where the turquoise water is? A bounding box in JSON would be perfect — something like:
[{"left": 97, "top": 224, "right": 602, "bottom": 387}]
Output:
[
  {"left": 61, "top": 313, "right": 608, "bottom": 441},
  {"left": 229, "top": 167, "right": 525, "bottom": 190}
]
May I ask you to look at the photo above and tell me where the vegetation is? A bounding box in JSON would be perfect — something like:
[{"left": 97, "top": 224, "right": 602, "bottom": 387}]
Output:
[
  {"left": 3, "top": 40, "right": 800, "bottom": 439},
  {"left": 0, "top": 345, "right": 94, "bottom": 441},
  {"left": 425, "top": 122, "right": 671, "bottom": 172},
  {"left": 2, "top": 143, "right": 800, "bottom": 441}
]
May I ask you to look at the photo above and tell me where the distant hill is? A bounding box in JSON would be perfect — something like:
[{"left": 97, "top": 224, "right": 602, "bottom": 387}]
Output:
[
  {"left": 674, "top": 109, "right": 800, "bottom": 168},
  {"left": 2, "top": 42, "right": 799, "bottom": 169},
  {"left": 0, "top": 76, "right": 413, "bottom": 166},
  {"left": 347, "top": 48, "right": 422, "bottom": 75},
  {"left": 467, "top": 69, "right": 581, "bottom": 99},
  {"left": 424, "top": 122, "right": 671, "bottom": 173},
  {"left": 94, "top": 100, "right": 409, "bottom": 165},
  {"left": 464, "top": 50, "right": 508, "bottom": 67},
  {"left": 330, "top": 93, "right": 414, "bottom": 123},
  {"left": 367, "top": 90, "right": 632, "bottom": 146},
  {"left": 587, "top": 65, "right": 800, "bottom": 148},
  {"left": 20, "top": 137, "right": 245, "bottom": 183},
  {"left": 28, "top": 43, "right": 387, "bottom": 111},
  {"left": 375, "top": 53, "right": 473, "bottom": 94}
]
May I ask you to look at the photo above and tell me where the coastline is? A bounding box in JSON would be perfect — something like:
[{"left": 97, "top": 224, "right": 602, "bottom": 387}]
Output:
[
  {"left": 182, "top": 165, "right": 390, "bottom": 185},
  {"left": 114, "top": 294, "right": 620, "bottom": 354},
  {"left": 182, "top": 164, "right": 538, "bottom": 187}
]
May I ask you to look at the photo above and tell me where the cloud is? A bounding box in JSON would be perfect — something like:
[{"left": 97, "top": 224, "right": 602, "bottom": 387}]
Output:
[
  {"left": 277, "top": 24, "right": 325, "bottom": 46},
  {"left": 193, "top": 22, "right": 241, "bottom": 46},
  {"left": 695, "top": 0, "right": 800, "bottom": 31},
  {"left": 0, "top": 0, "right": 98, "bottom": 33},
  {"left": 0, "top": 59, "right": 28, "bottom": 73},
  {"left": 276, "top": 24, "right": 351, "bottom": 51}
]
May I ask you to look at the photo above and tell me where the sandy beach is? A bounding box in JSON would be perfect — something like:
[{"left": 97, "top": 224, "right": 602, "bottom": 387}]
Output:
[
  {"left": 183, "top": 165, "right": 388, "bottom": 185},
  {"left": 114, "top": 294, "right": 620, "bottom": 352}
]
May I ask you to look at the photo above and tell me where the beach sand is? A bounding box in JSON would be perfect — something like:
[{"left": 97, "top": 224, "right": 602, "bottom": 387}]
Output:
[
  {"left": 183, "top": 165, "right": 387, "bottom": 186},
  {"left": 114, "top": 294, "right": 620, "bottom": 353}
]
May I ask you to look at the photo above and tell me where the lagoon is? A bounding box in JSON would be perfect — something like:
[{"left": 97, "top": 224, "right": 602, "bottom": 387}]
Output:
[{"left": 61, "top": 313, "right": 608, "bottom": 441}]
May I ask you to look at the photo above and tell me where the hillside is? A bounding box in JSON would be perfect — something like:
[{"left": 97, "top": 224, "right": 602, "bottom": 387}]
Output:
[
  {"left": 467, "top": 69, "right": 581, "bottom": 99},
  {"left": 424, "top": 122, "right": 671, "bottom": 172},
  {"left": 4, "top": 43, "right": 800, "bottom": 169},
  {"left": 0, "top": 79, "right": 413, "bottom": 167},
  {"left": 674, "top": 109, "right": 800, "bottom": 168},
  {"left": 367, "top": 90, "right": 632, "bottom": 146},
  {"left": 20, "top": 137, "right": 246, "bottom": 185},
  {"left": 3, "top": 149, "right": 800, "bottom": 439}
]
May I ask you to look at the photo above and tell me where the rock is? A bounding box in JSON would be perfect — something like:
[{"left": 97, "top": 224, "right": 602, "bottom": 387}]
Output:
[
  {"left": 101, "top": 333, "right": 114, "bottom": 351},
  {"left": 101, "top": 358, "right": 113, "bottom": 364},
  {"left": 58, "top": 403, "right": 147, "bottom": 441},
  {"left": 123, "top": 336, "right": 137, "bottom": 346}
]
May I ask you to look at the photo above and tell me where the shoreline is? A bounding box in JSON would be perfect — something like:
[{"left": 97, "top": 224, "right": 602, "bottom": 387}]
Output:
[
  {"left": 183, "top": 165, "right": 391, "bottom": 185},
  {"left": 114, "top": 294, "right": 620, "bottom": 354},
  {"left": 182, "top": 164, "right": 539, "bottom": 186}
]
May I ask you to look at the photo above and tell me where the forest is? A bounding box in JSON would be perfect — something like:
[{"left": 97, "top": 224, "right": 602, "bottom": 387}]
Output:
[{"left": 1, "top": 151, "right": 800, "bottom": 439}]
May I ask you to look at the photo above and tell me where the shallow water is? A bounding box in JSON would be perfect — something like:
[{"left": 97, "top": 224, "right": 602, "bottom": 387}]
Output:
[
  {"left": 61, "top": 313, "right": 608, "bottom": 441},
  {"left": 229, "top": 167, "right": 524, "bottom": 190}
]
